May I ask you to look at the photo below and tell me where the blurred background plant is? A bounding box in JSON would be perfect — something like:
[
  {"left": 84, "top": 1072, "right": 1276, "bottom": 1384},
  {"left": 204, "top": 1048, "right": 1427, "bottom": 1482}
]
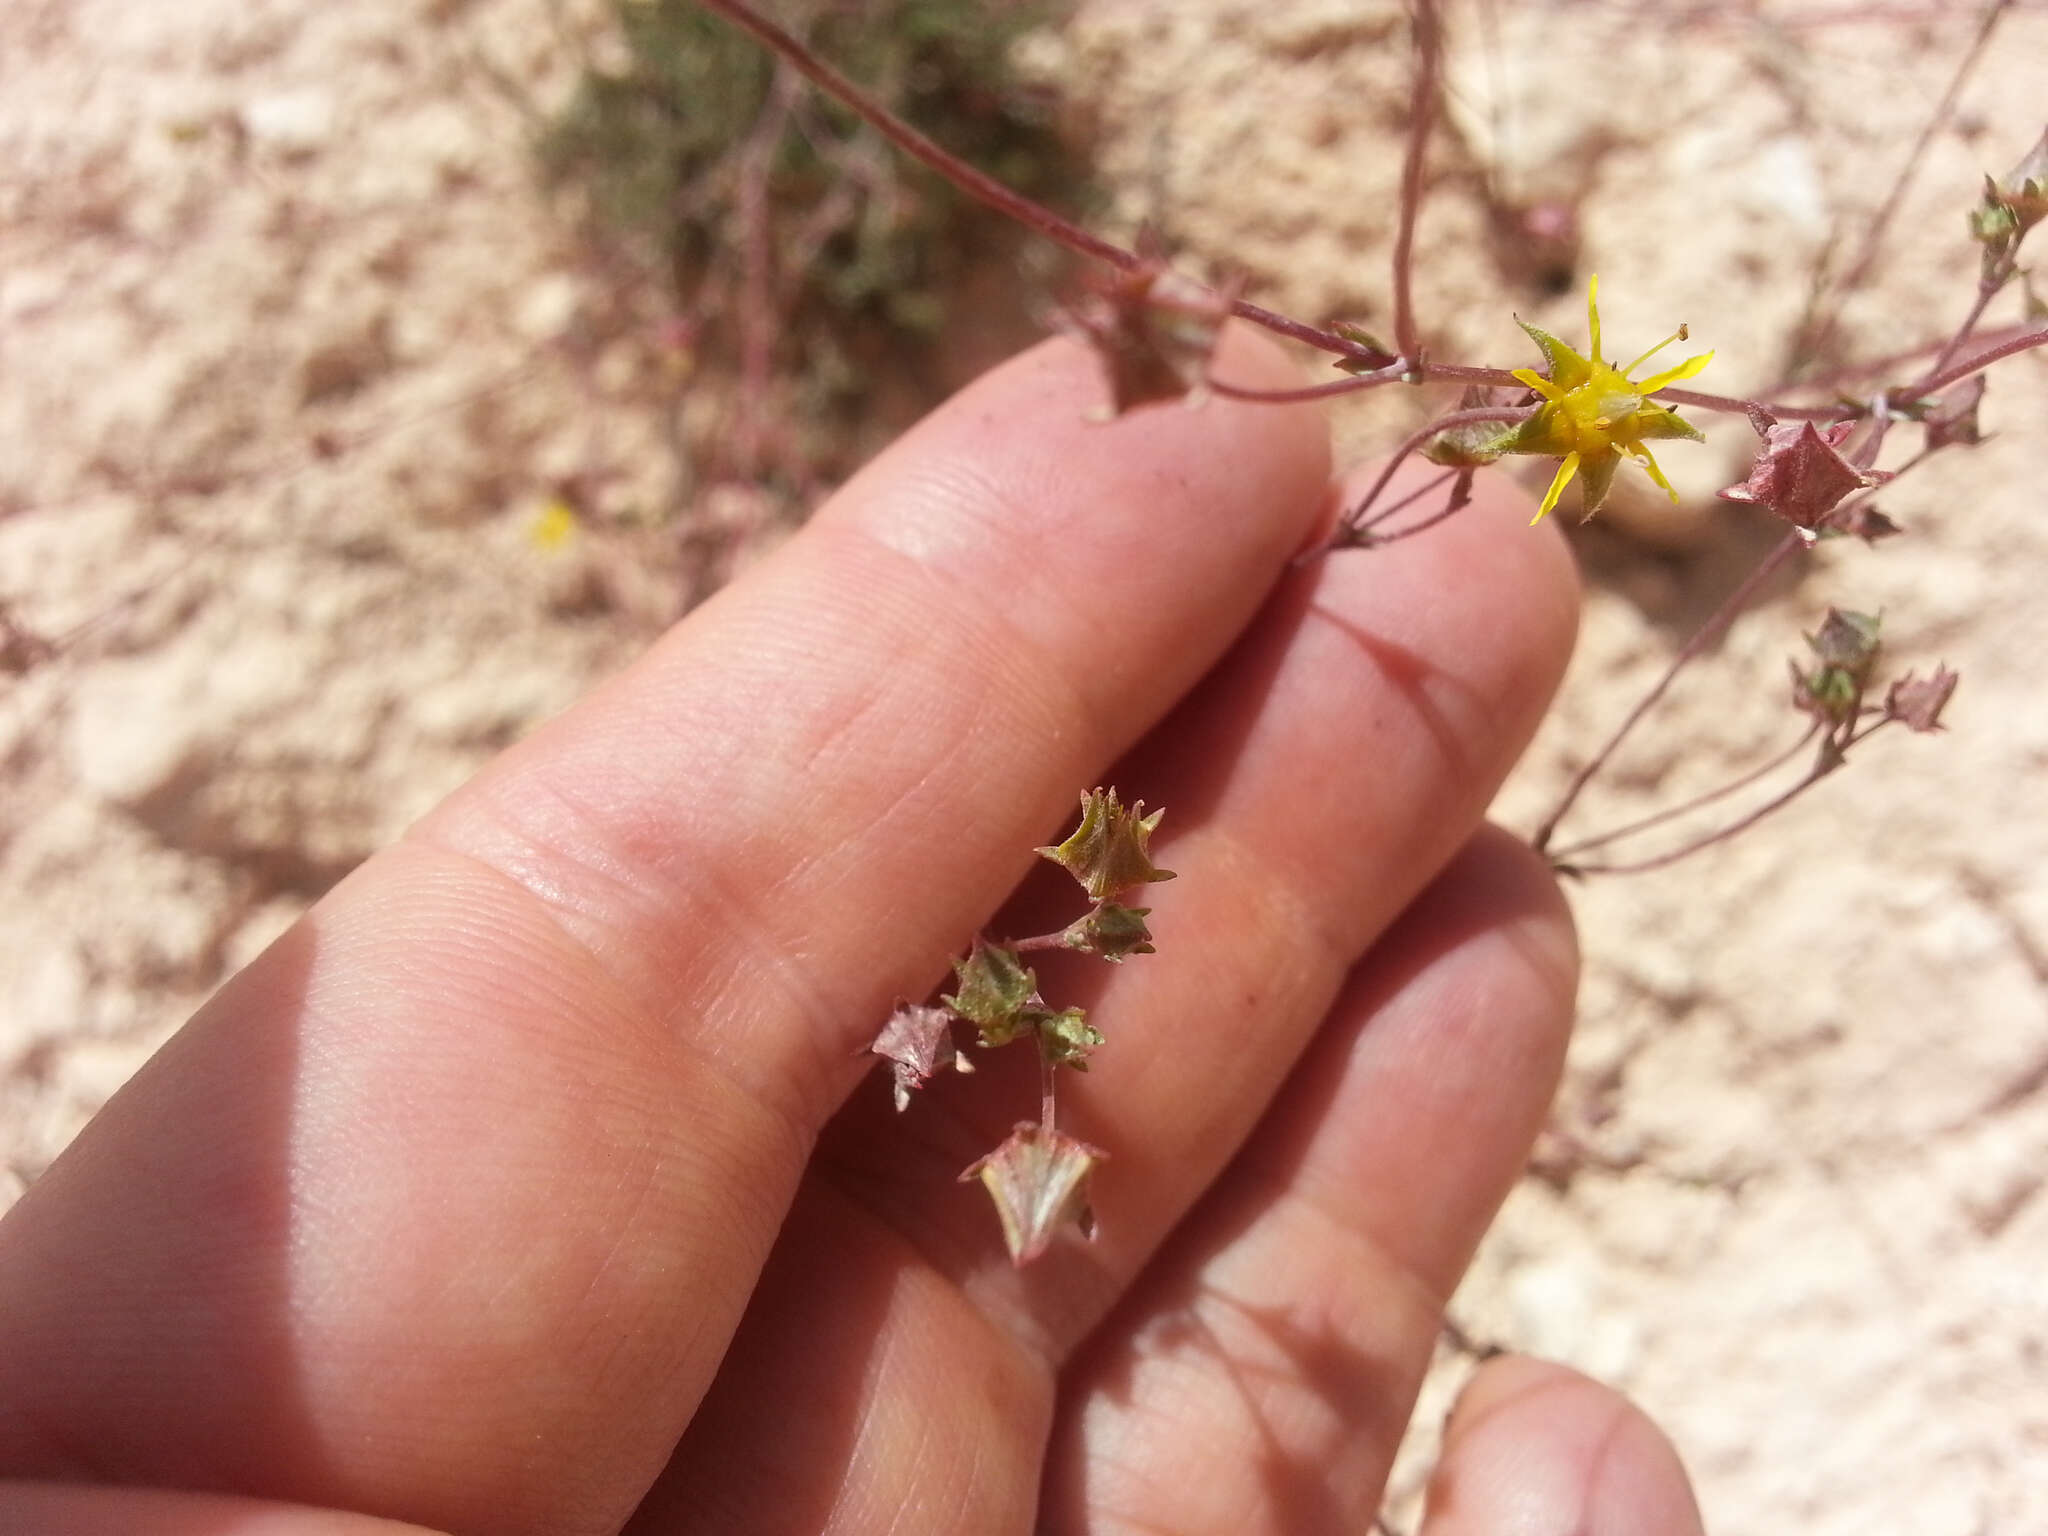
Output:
[{"left": 535, "top": 0, "right": 1095, "bottom": 522}]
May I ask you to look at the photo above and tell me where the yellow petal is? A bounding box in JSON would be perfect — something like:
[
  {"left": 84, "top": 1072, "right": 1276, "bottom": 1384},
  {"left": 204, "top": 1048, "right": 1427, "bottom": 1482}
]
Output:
[
  {"left": 1637, "top": 349, "right": 1714, "bottom": 393},
  {"left": 1630, "top": 443, "right": 1680, "bottom": 502},
  {"left": 1586, "top": 274, "right": 1602, "bottom": 363},
  {"left": 1511, "top": 367, "right": 1566, "bottom": 401},
  {"left": 1532, "top": 451, "right": 1581, "bottom": 524}
]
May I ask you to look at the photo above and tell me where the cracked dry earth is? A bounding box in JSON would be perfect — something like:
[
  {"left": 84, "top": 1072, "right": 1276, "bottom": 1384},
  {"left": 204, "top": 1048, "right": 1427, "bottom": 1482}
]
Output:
[{"left": 3, "top": 1, "right": 2045, "bottom": 1531}]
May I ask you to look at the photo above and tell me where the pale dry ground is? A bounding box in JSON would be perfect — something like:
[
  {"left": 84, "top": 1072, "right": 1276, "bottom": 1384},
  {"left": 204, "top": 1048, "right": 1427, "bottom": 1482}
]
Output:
[{"left": 3, "top": 1, "right": 2045, "bottom": 1533}]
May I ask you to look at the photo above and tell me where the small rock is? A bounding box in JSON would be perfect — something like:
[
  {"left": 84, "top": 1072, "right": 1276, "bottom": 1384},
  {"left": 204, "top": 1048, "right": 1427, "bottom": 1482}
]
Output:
[{"left": 240, "top": 90, "right": 336, "bottom": 156}]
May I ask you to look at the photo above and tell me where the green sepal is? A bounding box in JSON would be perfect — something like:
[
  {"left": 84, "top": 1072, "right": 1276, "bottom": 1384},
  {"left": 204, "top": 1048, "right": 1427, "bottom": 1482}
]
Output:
[
  {"left": 1030, "top": 1006, "right": 1104, "bottom": 1070},
  {"left": 1037, "top": 787, "right": 1176, "bottom": 902},
  {"left": 1424, "top": 421, "right": 1509, "bottom": 467},
  {"left": 1631, "top": 402, "right": 1706, "bottom": 443},
  {"left": 1480, "top": 403, "right": 1573, "bottom": 460},
  {"left": 1576, "top": 453, "right": 1621, "bottom": 516},
  {"left": 1331, "top": 320, "right": 1394, "bottom": 374},
  {"left": 1061, "top": 903, "right": 1155, "bottom": 962},
  {"left": 1514, "top": 317, "right": 1594, "bottom": 390},
  {"left": 944, "top": 941, "right": 1038, "bottom": 1045}
]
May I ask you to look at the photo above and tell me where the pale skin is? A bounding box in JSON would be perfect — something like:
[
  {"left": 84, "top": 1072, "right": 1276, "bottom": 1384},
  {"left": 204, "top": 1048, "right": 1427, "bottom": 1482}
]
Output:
[{"left": 0, "top": 328, "right": 1705, "bottom": 1535}]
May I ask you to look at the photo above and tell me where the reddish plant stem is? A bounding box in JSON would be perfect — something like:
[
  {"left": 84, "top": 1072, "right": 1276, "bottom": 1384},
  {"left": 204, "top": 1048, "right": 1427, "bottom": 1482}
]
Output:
[
  {"left": 1790, "top": 0, "right": 2011, "bottom": 369},
  {"left": 1652, "top": 385, "right": 1848, "bottom": 422},
  {"left": 730, "top": 66, "right": 800, "bottom": 480},
  {"left": 1356, "top": 469, "right": 1473, "bottom": 547},
  {"left": 688, "top": 0, "right": 1394, "bottom": 371},
  {"left": 1335, "top": 406, "right": 1531, "bottom": 537},
  {"left": 694, "top": 0, "right": 1129, "bottom": 267},
  {"left": 1559, "top": 722, "right": 1892, "bottom": 877},
  {"left": 1207, "top": 361, "right": 1411, "bottom": 403},
  {"left": 1419, "top": 361, "right": 1526, "bottom": 388},
  {"left": 1533, "top": 528, "right": 1810, "bottom": 853},
  {"left": 1904, "top": 324, "right": 2048, "bottom": 398},
  {"left": 1546, "top": 721, "right": 1821, "bottom": 864},
  {"left": 1391, "top": 0, "right": 1443, "bottom": 367},
  {"left": 1356, "top": 467, "right": 1458, "bottom": 532},
  {"left": 1921, "top": 276, "right": 2005, "bottom": 385}
]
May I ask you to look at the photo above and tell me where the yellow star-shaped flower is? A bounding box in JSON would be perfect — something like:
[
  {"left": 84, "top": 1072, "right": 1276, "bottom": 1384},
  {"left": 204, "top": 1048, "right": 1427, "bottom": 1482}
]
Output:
[{"left": 1490, "top": 276, "right": 1714, "bottom": 524}]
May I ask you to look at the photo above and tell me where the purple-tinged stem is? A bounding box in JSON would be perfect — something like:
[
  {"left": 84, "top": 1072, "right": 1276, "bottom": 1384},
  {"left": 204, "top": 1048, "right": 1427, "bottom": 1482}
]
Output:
[
  {"left": 1653, "top": 386, "right": 1850, "bottom": 422},
  {"left": 1790, "top": 0, "right": 2011, "bottom": 369},
  {"left": 1353, "top": 470, "right": 1473, "bottom": 547},
  {"left": 1207, "top": 362, "right": 1410, "bottom": 404},
  {"left": 1420, "top": 362, "right": 1528, "bottom": 388},
  {"left": 693, "top": 0, "right": 1133, "bottom": 270},
  {"left": 1557, "top": 726, "right": 1883, "bottom": 877},
  {"left": 1010, "top": 931, "right": 1070, "bottom": 954},
  {"left": 1921, "top": 277, "right": 2005, "bottom": 385},
  {"left": 1906, "top": 324, "right": 2048, "bottom": 398},
  {"left": 688, "top": 0, "right": 1396, "bottom": 372},
  {"left": 1336, "top": 406, "right": 1530, "bottom": 537},
  {"left": 1546, "top": 722, "right": 1821, "bottom": 864},
  {"left": 1534, "top": 529, "right": 1809, "bottom": 853},
  {"left": 1391, "top": 0, "right": 1443, "bottom": 366}
]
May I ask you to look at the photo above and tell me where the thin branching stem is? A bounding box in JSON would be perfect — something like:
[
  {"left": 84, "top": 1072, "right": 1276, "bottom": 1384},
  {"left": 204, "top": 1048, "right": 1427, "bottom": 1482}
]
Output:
[
  {"left": 1534, "top": 528, "right": 1810, "bottom": 853},
  {"left": 1207, "top": 363, "right": 1410, "bottom": 404},
  {"left": 1792, "top": 0, "right": 2012, "bottom": 369},
  {"left": 1357, "top": 470, "right": 1473, "bottom": 546},
  {"left": 1010, "top": 931, "right": 1070, "bottom": 953},
  {"left": 688, "top": 0, "right": 1396, "bottom": 371},
  {"left": 1335, "top": 406, "right": 1531, "bottom": 537},
  {"left": 1420, "top": 362, "right": 1526, "bottom": 388},
  {"left": 693, "top": 0, "right": 1131, "bottom": 267},
  {"left": 1559, "top": 722, "right": 1894, "bottom": 877},
  {"left": 1922, "top": 275, "right": 2006, "bottom": 383},
  {"left": 1391, "top": 0, "right": 1443, "bottom": 366},
  {"left": 1906, "top": 324, "right": 2048, "bottom": 398},
  {"left": 1652, "top": 385, "right": 1850, "bottom": 422},
  {"left": 1546, "top": 721, "right": 1821, "bottom": 864},
  {"left": 1356, "top": 467, "right": 1458, "bottom": 532}
]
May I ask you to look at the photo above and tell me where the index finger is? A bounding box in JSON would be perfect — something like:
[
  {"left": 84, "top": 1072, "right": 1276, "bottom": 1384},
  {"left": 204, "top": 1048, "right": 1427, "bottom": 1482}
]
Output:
[{"left": 0, "top": 329, "right": 1331, "bottom": 1535}]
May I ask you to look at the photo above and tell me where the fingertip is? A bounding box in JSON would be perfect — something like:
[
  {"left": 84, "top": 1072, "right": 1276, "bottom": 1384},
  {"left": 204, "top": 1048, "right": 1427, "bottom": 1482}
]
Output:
[
  {"left": 1441, "top": 823, "right": 1579, "bottom": 1033},
  {"left": 1422, "top": 1356, "right": 1704, "bottom": 1536},
  {"left": 0, "top": 1481, "right": 447, "bottom": 1536}
]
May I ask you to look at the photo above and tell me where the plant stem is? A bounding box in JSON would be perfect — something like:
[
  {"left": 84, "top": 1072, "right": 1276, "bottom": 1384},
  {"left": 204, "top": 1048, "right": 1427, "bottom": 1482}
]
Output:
[
  {"left": 1789, "top": 0, "right": 2011, "bottom": 371},
  {"left": 1010, "top": 931, "right": 1071, "bottom": 953},
  {"left": 1557, "top": 736, "right": 1854, "bottom": 877},
  {"left": 1354, "top": 470, "right": 1472, "bottom": 547},
  {"left": 1334, "top": 406, "right": 1530, "bottom": 538},
  {"left": 1651, "top": 385, "right": 1850, "bottom": 422},
  {"left": 1546, "top": 721, "right": 1821, "bottom": 864},
  {"left": 688, "top": 0, "right": 1396, "bottom": 372},
  {"left": 1391, "top": 0, "right": 1442, "bottom": 367},
  {"left": 1533, "top": 528, "right": 1809, "bottom": 853},
  {"left": 1207, "top": 362, "right": 1410, "bottom": 404},
  {"left": 1921, "top": 276, "right": 2005, "bottom": 385},
  {"left": 1904, "top": 324, "right": 2048, "bottom": 398}
]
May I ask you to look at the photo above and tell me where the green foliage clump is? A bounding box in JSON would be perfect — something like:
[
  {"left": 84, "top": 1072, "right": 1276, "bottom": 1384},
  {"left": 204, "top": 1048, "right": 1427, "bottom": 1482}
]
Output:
[{"left": 539, "top": 0, "right": 1087, "bottom": 493}]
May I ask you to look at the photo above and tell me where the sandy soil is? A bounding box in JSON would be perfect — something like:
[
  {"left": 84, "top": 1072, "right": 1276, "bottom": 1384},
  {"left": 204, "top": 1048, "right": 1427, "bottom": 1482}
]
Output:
[{"left": 4, "top": 0, "right": 2045, "bottom": 1531}]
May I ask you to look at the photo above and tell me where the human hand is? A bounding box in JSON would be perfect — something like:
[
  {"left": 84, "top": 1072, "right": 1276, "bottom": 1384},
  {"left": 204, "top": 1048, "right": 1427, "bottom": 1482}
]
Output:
[{"left": 0, "top": 328, "right": 1702, "bottom": 1534}]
